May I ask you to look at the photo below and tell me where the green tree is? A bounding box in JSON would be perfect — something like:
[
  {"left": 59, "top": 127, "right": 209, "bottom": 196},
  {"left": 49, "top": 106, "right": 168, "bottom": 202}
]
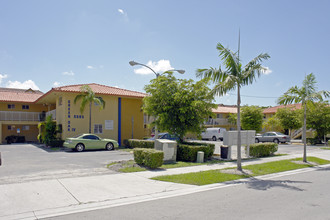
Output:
[
  {"left": 276, "top": 107, "right": 302, "bottom": 136},
  {"left": 228, "top": 113, "right": 237, "bottom": 125},
  {"left": 278, "top": 73, "right": 329, "bottom": 162},
  {"left": 262, "top": 116, "right": 284, "bottom": 132},
  {"left": 197, "top": 43, "right": 270, "bottom": 171},
  {"left": 74, "top": 85, "right": 105, "bottom": 133},
  {"left": 44, "top": 115, "right": 57, "bottom": 145},
  {"left": 306, "top": 102, "right": 330, "bottom": 144},
  {"left": 143, "top": 73, "right": 215, "bottom": 141},
  {"left": 241, "top": 105, "right": 263, "bottom": 132}
]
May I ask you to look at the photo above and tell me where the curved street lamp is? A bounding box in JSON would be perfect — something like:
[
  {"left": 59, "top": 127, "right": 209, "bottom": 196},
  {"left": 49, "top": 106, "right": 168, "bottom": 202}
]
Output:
[
  {"left": 129, "top": 60, "right": 185, "bottom": 141},
  {"left": 129, "top": 60, "right": 185, "bottom": 78}
]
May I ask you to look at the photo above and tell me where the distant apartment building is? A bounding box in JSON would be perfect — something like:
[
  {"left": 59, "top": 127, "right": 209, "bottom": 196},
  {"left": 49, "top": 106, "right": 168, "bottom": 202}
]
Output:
[{"left": 205, "top": 104, "right": 237, "bottom": 131}]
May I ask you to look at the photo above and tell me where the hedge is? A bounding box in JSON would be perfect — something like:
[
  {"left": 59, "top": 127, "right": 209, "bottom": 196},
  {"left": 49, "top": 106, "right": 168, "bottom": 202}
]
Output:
[
  {"left": 177, "top": 143, "right": 215, "bottom": 162},
  {"left": 133, "top": 148, "right": 164, "bottom": 169},
  {"left": 248, "top": 143, "right": 278, "bottom": 158},
  {"left": 48, "top": 139, "right": 65, "bottom": 147},
  {"left": 180, "top": 142, "right": 215, "bottom": 158},
  {"left": 128, "top": 139, "right": 154, "bottom": 148}
]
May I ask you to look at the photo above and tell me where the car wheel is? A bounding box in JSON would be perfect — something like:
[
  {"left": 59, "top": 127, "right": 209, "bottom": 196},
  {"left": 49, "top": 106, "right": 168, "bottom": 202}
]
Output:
[
  {"left": 106, "top": 142, "right": 114, "bottom": 151},
  {"left": 75, "top": 143, "right": 85, "bottom": 152},
  {"left": 255, "top": 138, "right": 259, "bottom": 143},
  {"left": 212, "top": 136, "right": 217, "bottom": 141},
  {"left": 273, "top": 139, "right": 279, "bottom": 144}
]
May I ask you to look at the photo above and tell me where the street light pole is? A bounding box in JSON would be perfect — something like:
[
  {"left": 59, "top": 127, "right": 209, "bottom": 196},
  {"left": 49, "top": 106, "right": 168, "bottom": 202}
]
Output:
[{"left": 129, "top": 60, "right": 185, "bottom": 141}]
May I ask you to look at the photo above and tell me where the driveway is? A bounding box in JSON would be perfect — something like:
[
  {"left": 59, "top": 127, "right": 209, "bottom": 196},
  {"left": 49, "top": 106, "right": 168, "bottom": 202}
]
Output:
[{"left": 0, "top": 144, "right": 133, "bottom": 184}]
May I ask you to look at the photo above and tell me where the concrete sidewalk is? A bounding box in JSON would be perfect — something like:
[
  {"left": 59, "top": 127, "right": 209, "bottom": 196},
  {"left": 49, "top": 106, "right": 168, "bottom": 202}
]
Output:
[{"left": 1, "top": 151, "right": 330, "bottom": 220}]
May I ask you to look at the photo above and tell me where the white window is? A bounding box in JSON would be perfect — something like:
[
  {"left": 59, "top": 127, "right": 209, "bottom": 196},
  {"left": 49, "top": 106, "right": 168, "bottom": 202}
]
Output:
[
  {"left": 217, "top": 114, "right": 223, "bottom": 118},
  {"left": 22, "top": 125, "right": 30, "bottom": 130},
  {"left": 94, "top": 124, "right": 103, "bottom": 134},
  {"left": 22, "top": 105, "right": 29, "bottom": 110}
]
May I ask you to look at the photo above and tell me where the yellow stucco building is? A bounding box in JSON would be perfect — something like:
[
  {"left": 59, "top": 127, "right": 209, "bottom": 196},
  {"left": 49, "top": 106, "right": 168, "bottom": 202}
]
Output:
[{"left": 0, "top": 84, "right": 146, "bottom": 145}]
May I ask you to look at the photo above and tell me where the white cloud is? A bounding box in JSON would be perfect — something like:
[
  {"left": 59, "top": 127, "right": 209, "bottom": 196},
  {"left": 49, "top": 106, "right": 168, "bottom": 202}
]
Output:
[
  {"left": 133, "top": 60, "right": 174, "bottom": 75},
  {"left": 117, "top": 9, "right": 128, "bottom": 21},
  {"left": 62, "top": 70, "right": 75, "bottom": 76},
  {"left": 6, "top": 80, "right": 40, "bottom": 90},
  {"left": 262, "top": 67, "right": 272, "bottom": 75},
  {"left": 53, "top": 81, "right": 61, "bottom": 87},
  {"left": 118, "top": 9, "right": 124, "bottom": 14},
  {"left": 87, "top": 65, "right": 94, "bottom": 69},
  {"left": 0, "top": 73, "right": 8, "bottom": 84}
]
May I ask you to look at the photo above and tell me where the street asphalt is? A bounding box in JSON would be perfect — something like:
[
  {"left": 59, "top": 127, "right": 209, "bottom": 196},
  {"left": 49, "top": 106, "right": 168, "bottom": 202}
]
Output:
[{"left": 0, "top": 142, "right": 329, "bottom": 219}]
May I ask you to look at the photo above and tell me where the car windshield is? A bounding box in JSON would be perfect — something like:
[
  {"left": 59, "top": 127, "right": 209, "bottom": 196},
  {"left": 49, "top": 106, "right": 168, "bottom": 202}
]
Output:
[{"left": 275, "top": 132, "right": 285, "bottom": 135}]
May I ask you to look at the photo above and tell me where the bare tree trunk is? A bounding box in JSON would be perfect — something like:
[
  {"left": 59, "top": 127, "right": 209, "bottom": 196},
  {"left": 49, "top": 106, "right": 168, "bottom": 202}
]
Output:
[
  {"left": 303, "top": 102, "right": 307, "bottom": 162},
  {"left": 237, "top": 85, "right": 242, "bottom": 171},
  {"left": 89, "top": 102, "right": 92, "bottom": 134}
]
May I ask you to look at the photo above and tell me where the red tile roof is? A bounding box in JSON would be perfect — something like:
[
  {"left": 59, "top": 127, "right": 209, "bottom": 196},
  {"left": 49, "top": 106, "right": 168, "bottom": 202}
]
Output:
[
  {"left": 0, "top": 88, "right": 44, "bottom": 103},
  {"left": 263, "top": 103, "right": 302, "bottom": 114},
  {"left": 45, "top": 83, "right": 146, "bottom": 99},
  {"left": 212, "top": 104, "right": 238, "bottom": 114}
]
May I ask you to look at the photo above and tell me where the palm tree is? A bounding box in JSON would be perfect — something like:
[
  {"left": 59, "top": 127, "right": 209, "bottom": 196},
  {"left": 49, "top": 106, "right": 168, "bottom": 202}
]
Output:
[
  {"left": 197, "top": 43, "right": 270, "bottom": 171},
  {"left": 74, "top": 85, "right": 105, "bottom": 133},
  {"left": 277, "top": 73, "right": 329, "bottom": 162}
]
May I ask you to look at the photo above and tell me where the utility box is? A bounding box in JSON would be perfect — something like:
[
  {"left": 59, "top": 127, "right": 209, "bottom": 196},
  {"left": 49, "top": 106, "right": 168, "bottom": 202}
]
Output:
[
  {"left": 223, "top": 130, "right": 256, "bottom": 146},
  {"left": 223, "top": 130, "right": 256, "bottom": 158},
  {"left": 155, "top": 139, "right": 177, "bottom": 163}
]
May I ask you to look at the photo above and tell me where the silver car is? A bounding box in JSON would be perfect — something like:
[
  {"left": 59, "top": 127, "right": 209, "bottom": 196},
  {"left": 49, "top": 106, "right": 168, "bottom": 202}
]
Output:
[{"left": 255, "top": 132, "right": 290, "bottom": 144}]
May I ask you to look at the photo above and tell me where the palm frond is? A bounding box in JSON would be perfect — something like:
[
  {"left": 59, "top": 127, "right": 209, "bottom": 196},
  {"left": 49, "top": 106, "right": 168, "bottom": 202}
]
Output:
[
  {"left": 211, "top": 74, "right": 237, "bottom": 96},
  {"left": 94, "top": 97, "right": 106, "bottom": 109},
  {"left": 74, "top": 94, "right": 84, "bottom": 104},
  {"left": 80, "top": 98, "right": 88, "bottom": 114},
  {"left": 216, "top": 43, "right": 240, "bottom": 75},
  {"left": 242, "top": 53, "right": 270, "bottom": 85},
  {"left": 277, "top": 86, "right": 303, "bottom": 105}
]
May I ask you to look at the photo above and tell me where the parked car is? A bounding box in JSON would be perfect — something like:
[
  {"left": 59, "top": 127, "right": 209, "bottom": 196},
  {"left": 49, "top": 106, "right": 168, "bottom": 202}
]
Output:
[
  {"left": 255, "top": 132, "right": 290, "bottom": 144},
  {"left": 63, "top": 134, "right": 118, "bottom": 152},
  {"left": 147, "top": 133, "right": 180, "bottom": 141},
  {"left": 201, "top": 127, "right": 227, "bottom": 141}
]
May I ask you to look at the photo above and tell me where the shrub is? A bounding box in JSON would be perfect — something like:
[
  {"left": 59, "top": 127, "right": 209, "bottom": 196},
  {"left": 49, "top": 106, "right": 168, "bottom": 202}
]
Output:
[
  {"left": 5, "top": 135, "right": 25, "bottom": 144},
  {"left": 128, "top": 139, "right": 154, "bottom": 148},
  {"left": 123, "top": 139, "right": 129, "bottom": 147},
  {"left": 248, "top": 143, "right": 278, "bottom": 158},
  {"left": 306, "top": 138, "right": 322, "bottom": 145},
  {"left": 133, "top": 148, "right": 164, "bottom": 169},
  {"left": 177, "top": 143, "right": 214, "bottom": 162},
  {"left": 48, "top": 139, "right": 64, "bottom": 147},
  {"left": 180, "top": 142, "right": 215, "bottom": 158}
]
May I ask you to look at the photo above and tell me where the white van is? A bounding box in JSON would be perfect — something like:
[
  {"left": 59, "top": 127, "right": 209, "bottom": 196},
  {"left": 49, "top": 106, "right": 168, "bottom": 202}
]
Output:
[{"left": 201, "top": 127, "right": 226, "bottom": 141}]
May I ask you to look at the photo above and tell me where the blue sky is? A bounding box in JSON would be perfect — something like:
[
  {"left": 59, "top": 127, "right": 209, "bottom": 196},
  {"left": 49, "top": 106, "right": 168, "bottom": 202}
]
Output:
[{"left": 0, "top": 0, "right": 329, "bottom": 106}]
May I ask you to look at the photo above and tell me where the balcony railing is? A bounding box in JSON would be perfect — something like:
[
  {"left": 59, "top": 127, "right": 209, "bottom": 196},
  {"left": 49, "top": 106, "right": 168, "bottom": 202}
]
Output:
[
  {"left": 46, "top": 109, "right": 56, "bottom": 120},
  {"left": 0, "top": 111, "right": 44, "bottom": 122},
  {"left": 205, "top": 118, "right": 232, "bottom": 125}
]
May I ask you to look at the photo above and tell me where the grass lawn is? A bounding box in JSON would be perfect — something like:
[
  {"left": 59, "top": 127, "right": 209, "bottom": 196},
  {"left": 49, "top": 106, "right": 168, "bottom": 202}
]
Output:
[
  {"left": 109, "top": 153, "right": 288, "bottom": 173},
  {"left": 152, "top": 157, "right": 330, "bottom": 186},
  {"left": 321, "top": 147, "right": 330, "bottom": 150},
  {"left": 108, "top": 160, "right": 226, "bottom": 173}
]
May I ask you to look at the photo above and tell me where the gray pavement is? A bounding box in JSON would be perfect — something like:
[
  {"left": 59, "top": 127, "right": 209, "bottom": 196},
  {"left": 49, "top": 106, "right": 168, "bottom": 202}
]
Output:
[
  {"left": 45, "top": 164, "right": 330, "bottom": 220},
  {"left": 1, "top": 148, "right": 330, "bottom": 220},
  {"left": 0, "top": 144, "right": 132, "bottom": 184}
]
